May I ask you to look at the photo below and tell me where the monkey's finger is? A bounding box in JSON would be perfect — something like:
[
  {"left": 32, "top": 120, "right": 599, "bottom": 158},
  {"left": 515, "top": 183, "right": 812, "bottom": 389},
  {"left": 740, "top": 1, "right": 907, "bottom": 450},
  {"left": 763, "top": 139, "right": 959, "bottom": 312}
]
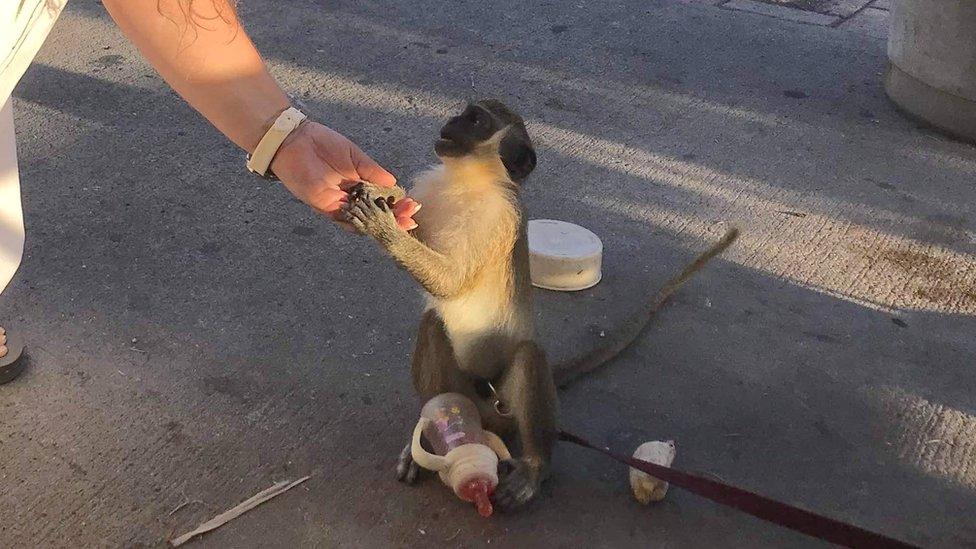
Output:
[
  {"left": 347, "top": 216, "right": 366, "bottom": 232},
  {"left": 347, "top": 199, "right": 367, "bottom": 216},
  {"left": 361, "top": 190, "right": 380, "bottom": 208},
  {"left": 352, "top": 200, "right": 373, "bottom": 218},
  {"left": 364, "top": 196, "right": 386, "bottom": 215},
  {"left": 343, "top": 203, "right": 368, "bottom": 222},
  {"left": 338, "top": 207, "right": 356, "bottom": 223}
]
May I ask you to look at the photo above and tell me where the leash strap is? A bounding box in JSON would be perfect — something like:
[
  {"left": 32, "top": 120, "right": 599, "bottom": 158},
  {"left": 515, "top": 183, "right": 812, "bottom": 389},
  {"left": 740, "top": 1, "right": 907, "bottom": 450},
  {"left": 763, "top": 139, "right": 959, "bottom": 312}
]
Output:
[{"left": 558, "top": 430, "right": 917, "bottom": 548}]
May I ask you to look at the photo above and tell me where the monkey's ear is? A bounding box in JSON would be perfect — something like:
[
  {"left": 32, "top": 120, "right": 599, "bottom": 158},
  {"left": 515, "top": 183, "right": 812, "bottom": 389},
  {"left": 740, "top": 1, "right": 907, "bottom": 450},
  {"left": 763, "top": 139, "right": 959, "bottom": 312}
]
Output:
[{"left": 500, "top": 134, "right": 537, "bottom": 183}]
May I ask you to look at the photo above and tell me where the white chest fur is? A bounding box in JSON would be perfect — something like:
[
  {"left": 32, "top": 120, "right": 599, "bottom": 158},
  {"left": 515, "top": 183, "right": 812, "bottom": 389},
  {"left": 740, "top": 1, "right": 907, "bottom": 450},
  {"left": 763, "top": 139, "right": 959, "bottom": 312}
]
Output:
[{"left": 409, "top": 162, "right": 528, "bottom": 365}]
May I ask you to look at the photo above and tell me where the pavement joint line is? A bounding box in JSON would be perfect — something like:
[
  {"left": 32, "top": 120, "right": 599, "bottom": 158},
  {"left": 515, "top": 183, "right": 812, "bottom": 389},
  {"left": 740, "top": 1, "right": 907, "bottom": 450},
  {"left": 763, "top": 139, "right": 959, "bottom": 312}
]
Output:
[
  {"left": 828, "top": 1, "right": 878, "bottom": 27},
  {"left": 709, "top": 0, "right": 888, "bottom": 29},
  {"left": 721, "top": 0, "right": 842, "bottom": 27}
]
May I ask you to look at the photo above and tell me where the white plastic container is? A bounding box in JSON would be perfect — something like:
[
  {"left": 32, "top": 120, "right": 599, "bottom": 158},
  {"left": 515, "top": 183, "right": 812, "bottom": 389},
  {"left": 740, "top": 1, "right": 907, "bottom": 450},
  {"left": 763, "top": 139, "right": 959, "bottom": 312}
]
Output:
[{"left": 527, "top": 219, "right": 603, "bottom": 291}]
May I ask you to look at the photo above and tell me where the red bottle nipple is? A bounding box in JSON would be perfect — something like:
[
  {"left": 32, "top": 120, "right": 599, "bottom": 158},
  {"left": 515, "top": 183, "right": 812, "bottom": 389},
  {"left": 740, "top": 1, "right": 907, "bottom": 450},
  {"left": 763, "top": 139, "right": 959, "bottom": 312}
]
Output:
[{"left": 458, "top": 479, "right": 495, "bottom": 517}]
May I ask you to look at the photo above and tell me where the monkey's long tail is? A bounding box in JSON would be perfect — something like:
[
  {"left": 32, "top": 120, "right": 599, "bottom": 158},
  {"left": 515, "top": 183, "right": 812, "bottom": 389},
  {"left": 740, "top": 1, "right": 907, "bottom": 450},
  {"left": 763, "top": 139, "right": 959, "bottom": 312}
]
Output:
[{"left": 553, "top": 227, "right": 739, "bottom": 388}]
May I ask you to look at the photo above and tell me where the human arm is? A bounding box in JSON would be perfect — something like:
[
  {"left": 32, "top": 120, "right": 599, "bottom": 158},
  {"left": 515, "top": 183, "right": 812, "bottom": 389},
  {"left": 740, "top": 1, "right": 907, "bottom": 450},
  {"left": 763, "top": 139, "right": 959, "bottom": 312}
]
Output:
[{"left": 100, "top": 0, "right": 418, "bottom": 229}]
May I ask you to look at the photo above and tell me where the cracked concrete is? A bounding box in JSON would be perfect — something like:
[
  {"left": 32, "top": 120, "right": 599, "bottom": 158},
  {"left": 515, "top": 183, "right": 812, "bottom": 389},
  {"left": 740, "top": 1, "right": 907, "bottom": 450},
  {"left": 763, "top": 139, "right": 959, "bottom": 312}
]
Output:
[{"left": 1, "top": 0, "right": 975, "bottom": 547}]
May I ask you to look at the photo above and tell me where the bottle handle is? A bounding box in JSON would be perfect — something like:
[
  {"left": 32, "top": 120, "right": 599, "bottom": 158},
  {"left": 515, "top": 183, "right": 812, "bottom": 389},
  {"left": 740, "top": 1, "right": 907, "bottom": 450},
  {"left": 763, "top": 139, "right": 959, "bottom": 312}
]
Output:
[
  {"left": 483, "top": 430, "right": 512, "bottom": 461},
  {"left": 411, "top": 417, "right": 449, "bottom": 471}
]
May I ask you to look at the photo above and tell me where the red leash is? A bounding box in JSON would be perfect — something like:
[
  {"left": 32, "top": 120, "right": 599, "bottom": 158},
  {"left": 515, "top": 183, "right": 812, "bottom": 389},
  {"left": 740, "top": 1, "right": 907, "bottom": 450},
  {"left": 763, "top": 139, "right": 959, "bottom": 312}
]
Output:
[{"left": 558, "top": 430, "right": 918, "bottom": 548}]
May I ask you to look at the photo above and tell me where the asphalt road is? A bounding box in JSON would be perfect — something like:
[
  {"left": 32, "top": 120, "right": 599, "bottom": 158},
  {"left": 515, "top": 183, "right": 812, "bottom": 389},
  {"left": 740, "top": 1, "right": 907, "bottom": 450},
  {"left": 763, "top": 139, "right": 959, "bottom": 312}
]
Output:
[{"left": 2, "top": 0, "right": 975, "bottom": 547}]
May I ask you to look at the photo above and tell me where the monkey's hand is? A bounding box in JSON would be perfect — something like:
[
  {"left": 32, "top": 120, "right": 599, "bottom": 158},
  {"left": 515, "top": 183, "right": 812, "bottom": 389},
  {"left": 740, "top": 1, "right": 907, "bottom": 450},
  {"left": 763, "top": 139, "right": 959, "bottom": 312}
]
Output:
[
  {"left": 342, "top": 182, "right": 420, "bottom": 233},
  {"left": 494, "top": 458, "right": 545, "bottom": 511},
  {"left": 343, "top": 188, "right": 404, "bottom": 244}
]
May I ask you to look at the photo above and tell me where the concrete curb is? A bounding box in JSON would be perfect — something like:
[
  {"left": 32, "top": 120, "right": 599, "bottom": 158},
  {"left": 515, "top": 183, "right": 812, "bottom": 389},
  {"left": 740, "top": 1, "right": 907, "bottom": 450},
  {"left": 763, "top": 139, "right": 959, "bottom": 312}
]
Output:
[
  {"left": 885, "top": 0, "right": 976, "bottom": 143},
  {"left": 885, "top": 63, "right": 976, "bottom": 145}
]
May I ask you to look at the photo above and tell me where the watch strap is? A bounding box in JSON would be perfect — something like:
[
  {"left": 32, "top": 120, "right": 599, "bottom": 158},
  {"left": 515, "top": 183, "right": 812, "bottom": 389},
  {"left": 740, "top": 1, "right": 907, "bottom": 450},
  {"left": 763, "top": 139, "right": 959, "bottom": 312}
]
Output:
[{"left": 246, "top": 107, "right": 307, "bottom": 178}]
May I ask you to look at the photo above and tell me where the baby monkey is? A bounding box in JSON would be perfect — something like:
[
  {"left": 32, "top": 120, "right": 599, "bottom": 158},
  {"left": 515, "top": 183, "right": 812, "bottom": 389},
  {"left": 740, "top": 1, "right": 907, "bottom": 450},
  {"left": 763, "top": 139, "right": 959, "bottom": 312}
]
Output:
[{"left": 344, "top": 100, "right": 737, "bottom": 510}]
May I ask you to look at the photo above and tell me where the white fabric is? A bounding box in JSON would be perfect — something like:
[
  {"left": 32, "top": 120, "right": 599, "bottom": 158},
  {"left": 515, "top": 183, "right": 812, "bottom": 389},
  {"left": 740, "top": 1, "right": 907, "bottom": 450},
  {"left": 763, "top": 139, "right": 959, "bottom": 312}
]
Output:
[
  {"left": 1, "top": 98, "right": 23, "bottom": 293},
  {"left": 1, "top": 0, "right": 67, "bottom": 104},
  {"left": 1, "top": 0, "right": 67, "bottom": 292}
]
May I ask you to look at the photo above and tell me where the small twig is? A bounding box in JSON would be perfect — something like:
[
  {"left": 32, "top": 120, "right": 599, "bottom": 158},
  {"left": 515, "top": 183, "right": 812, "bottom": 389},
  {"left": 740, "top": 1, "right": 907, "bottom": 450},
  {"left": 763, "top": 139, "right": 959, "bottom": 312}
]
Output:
[
  {"left": 775, "top": 210, "right": 807, "bottom": 218},
  {"left": 170, "top": 476, "right": 310, "bottom": 547},
  {"left": 445, "top": 529, "right": 462, "bottom": 542},
  {"left": 130, "top": 347, "right": 148, "bottom": 354}
]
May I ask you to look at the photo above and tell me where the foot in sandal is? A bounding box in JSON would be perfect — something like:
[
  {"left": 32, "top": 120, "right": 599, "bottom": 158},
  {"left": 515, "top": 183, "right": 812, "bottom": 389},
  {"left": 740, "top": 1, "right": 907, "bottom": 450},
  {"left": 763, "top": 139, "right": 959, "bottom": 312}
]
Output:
[{"left": 0, "top": 326, "right": 27, "bottom": 384}]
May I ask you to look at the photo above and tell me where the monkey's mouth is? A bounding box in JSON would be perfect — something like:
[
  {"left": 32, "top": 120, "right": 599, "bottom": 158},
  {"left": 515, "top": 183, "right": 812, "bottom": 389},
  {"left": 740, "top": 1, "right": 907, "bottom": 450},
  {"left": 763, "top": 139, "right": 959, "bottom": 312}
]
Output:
[{"left": 434, "top": 138, "right": 465, "bottom": 157}]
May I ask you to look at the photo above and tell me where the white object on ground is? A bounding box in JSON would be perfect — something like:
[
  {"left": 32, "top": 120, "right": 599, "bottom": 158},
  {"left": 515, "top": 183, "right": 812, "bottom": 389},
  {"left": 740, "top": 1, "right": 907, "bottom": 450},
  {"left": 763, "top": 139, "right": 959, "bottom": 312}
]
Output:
[
  {"left": 527, "top": 219, "right": 603, "bottom": 291},
  {"left": 630, "top": 440, "right": 676, "bottom": 504},
  {"left": 169, "top": 476, "right": 310, "bottom": 547}
]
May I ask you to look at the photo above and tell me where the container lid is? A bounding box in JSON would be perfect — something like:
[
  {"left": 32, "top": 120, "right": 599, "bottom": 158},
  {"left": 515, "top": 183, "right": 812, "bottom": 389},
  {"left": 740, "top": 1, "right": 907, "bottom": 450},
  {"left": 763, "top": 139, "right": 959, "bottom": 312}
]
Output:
[{"left": 527, "top": 219, "right": 603, "bottom": 291}]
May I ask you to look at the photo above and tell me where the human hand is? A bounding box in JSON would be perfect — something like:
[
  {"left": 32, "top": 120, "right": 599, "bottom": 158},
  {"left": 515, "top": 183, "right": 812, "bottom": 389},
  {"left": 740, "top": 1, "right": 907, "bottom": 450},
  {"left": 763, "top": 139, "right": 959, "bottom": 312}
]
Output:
[{"left": 270, "top": 121, "right": 420, "bottom": 231}]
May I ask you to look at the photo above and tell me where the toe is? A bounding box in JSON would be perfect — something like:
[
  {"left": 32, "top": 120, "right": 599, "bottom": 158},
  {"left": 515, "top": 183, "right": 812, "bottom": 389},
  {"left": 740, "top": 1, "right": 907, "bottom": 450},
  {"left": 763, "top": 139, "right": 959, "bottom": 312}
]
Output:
[
  {"left": 494, "top": 460, "right": 540, "bottom": 511},
  {"left": 0, "top": 345, "right": 7, "bottom": 359},
  {"left": 396, "top": 444, "right": 414, "bottom": 482},
  {"left": 405, "top": 462, "right": 420, "bottom": 484}
]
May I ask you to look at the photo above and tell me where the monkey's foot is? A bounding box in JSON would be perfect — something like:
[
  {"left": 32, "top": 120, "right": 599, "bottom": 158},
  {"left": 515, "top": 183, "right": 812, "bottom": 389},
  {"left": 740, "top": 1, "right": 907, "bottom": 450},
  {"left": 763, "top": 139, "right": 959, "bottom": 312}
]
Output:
[
  {"left": 493, "top": 458, "right": 544, "bottom": 511},
  {"left": 395, "top": 442, "right": 422, "bottom": 484}
]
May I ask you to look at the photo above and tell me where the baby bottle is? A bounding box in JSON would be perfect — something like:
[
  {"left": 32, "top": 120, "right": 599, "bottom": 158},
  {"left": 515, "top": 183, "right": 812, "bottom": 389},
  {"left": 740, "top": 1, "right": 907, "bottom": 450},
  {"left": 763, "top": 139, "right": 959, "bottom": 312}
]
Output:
[{"left": 411, "top": 393, "right": 511, "bottom": 517}]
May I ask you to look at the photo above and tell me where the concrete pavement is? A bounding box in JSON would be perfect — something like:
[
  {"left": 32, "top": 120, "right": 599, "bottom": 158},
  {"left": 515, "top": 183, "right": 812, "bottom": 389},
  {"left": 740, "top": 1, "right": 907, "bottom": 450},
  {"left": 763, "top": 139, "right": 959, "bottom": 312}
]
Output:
[{"left": 1, "top": 0, "right": 975, "bottom": 546}]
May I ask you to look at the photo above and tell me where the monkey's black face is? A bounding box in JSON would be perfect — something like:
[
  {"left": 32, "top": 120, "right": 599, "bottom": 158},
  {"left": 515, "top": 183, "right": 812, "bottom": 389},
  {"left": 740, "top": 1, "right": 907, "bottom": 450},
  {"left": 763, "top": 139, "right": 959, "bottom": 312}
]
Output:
[
  {"left": 435, "top": 104, "right": 498, "bottom": 158},
  {"left": 435, "top": 99, "right": 537, "bottom": 183}
]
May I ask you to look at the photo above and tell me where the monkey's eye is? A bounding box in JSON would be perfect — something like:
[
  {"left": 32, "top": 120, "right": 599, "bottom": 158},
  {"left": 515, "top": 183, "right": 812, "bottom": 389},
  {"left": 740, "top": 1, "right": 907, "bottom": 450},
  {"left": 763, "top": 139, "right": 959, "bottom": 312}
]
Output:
[{"left": 469, "top": 109, "right": 486, "bottom": 126}]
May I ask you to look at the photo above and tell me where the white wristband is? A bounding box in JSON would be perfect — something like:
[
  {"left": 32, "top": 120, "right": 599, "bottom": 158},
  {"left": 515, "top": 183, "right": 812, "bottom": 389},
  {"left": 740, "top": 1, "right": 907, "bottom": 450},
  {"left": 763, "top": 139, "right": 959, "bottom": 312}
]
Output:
[{"left": 246, "top": 107, "right": 307, "bottom": 178}]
